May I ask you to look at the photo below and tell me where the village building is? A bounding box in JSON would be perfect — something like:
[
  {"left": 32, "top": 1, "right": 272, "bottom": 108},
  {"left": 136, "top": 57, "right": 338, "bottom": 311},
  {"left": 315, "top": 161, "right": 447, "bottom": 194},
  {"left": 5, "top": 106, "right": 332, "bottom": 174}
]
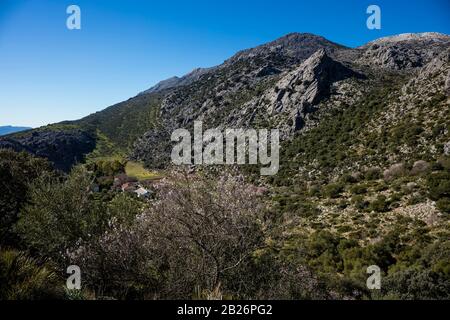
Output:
[{"left": 134, "top": 187, "right": 150, "bottom": 198}]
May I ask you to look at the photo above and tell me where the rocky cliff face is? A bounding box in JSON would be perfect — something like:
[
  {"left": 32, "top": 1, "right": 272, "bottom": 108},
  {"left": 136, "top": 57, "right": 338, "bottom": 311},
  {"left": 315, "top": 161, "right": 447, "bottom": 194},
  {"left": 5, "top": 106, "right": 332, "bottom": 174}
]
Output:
[{"left": 236, "top": 49, "right": 364, "bottom": 136}]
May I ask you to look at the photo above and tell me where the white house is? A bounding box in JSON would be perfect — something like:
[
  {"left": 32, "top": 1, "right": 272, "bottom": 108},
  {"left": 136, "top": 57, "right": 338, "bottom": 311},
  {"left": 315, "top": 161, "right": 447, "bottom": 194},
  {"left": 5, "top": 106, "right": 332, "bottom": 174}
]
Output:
[{"left": 134, "top": 187, "right": 150, "bottom": 198}]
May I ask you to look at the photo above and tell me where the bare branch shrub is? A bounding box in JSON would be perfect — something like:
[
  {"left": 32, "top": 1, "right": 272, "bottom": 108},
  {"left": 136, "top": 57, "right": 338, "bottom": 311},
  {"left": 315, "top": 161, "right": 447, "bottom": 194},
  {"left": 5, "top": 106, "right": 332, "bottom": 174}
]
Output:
[{"left": 69, "top": 170, "right": 266, "bottom": 299}]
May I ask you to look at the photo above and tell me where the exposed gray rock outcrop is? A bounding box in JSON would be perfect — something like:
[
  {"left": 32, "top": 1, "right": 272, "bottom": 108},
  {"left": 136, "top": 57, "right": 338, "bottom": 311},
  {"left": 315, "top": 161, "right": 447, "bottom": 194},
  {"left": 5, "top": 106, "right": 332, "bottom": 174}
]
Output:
[
  {"left": 357, "top": 32, "right": 450, "bottom": 70},
  {"left": 264, "top": 49, "right": 362, "bottom": 131}
]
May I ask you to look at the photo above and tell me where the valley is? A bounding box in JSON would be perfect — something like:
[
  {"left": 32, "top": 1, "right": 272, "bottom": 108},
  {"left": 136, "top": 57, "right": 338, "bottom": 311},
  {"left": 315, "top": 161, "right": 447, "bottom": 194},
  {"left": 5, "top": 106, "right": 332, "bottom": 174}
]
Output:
[{"left": 1, "top": 32, "right": 449, "bottom": 300}]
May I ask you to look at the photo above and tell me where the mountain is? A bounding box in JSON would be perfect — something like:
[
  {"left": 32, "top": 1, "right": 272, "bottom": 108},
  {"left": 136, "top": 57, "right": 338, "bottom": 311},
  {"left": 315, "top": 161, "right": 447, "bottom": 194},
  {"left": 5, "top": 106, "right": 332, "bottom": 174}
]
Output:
[
  {"left": 0, "top": 126, "right": 31, "bottom": 136},
  {"left": 0, "top": 32, "right": 449, "bottom": 174},
  {"left": 130, "top": 32, "right": 450, "bottom": 168}
]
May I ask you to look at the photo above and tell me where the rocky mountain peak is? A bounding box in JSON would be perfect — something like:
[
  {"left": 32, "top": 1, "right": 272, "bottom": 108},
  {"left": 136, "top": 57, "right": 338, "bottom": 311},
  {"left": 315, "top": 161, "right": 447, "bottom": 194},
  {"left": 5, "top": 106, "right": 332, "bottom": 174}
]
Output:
[
  {"left": 227, "top": 48, "right": 364, "bottom": 136},
  {"left": 226, "top": 33, "right": 346, "bottom": 65},
  {"left": 268, "top": 32, "right": 342, "bottom": 48}
]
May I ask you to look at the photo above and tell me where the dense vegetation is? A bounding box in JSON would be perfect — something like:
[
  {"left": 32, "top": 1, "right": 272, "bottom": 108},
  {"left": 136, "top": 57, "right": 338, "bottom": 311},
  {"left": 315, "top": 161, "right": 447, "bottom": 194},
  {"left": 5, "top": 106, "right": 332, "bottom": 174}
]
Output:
[
  {"left": 77, "top": 93, "right": 164, "bottom": 151},
  {"left": 0, "top": 149, "right": 448, "bottom": 299}
]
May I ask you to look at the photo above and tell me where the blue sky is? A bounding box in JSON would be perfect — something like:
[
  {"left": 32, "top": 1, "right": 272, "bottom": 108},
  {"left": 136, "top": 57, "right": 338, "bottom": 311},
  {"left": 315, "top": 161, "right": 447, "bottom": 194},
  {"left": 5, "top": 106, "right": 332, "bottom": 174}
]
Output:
[{"left": 0, "top": 0, "right": 449, "bottom": 127}]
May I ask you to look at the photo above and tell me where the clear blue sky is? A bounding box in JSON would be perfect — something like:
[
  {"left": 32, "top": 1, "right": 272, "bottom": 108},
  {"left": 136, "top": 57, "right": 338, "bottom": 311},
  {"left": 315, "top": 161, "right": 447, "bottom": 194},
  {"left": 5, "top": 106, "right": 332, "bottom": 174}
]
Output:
[{"left": 0, "top": 0, "right": 449, "bottom": 127}]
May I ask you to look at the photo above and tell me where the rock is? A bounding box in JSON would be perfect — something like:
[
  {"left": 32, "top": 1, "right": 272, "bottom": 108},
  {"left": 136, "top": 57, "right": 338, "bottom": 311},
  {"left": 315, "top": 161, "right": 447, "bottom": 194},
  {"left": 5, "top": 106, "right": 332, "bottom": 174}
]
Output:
[
  {"left": 444, "top": 141, "right": 450, "bottom": 156},
  {"left": 393, "top": 200, "right": 441, "bottom": 226},
  {"left": 446, "top": 71, "right": 450, "bottom": 96},
  {"left": 406, "top": 182, "right": 418, "bottom": 190},
  {"left": 411, "top": 160, "right": 430, "bottom": 175},
  {"left": 256, "top": 65, "right": 281, "bottom": 77},
  {"left": 262, "top": 49, "right": 363, "bottom": 133}
]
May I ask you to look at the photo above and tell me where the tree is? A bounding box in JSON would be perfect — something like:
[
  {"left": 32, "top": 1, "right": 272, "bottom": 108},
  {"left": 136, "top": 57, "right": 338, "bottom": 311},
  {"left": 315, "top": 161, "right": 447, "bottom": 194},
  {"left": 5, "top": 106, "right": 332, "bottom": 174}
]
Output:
[
  {"left": 379, "top": 268, "right": 450, "bottom": 300},
  {"left": 16, "top": 166, "right": 106, "bottom": 263},
  {"left": 0, "top": 150, "right": 52, "bottom": 247}
]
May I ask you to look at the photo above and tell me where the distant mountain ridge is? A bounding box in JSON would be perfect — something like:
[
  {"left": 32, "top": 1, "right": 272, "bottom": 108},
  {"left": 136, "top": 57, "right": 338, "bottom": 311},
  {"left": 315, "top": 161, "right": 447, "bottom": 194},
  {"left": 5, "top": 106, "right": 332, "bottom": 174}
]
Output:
[
  {"left": 0, "top": 126, "right": 31, "bottom": 136},
  {"left": 363, "top": 32, "right": 450, "bottom": 46},
  {"left": 139, "top": 67, "right": 214, "bottom": 95}
]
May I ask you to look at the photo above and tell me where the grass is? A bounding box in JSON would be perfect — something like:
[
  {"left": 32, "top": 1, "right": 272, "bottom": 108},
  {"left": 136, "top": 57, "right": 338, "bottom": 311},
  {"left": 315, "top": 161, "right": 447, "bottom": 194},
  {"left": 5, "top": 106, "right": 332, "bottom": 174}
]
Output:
[
  {"left": 85, "top": 130, "right": 125, "bottom": 163},
  {"left": 125, "top": 161, "right": 161, "bottom": 181}
]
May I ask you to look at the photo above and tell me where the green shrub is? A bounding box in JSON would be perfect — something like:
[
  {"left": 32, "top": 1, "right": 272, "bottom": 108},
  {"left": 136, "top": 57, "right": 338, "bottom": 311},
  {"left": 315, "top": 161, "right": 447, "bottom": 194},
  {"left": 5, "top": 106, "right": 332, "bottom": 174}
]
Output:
[
  {"left": 340, "top": 174, "right": 358, "bottom": 184},
  {"left": 369, "top": 195, "right": 389, "bottom": 212},
  {"left": 323, "top": 183, "right": 344, "bottom": 199},
  {"left": 407, "top": 194, "right": 426, "bottom": 205},
  {"left": 379, "top": 268, "right": 450, "bottom": 300},
  {"left": 427, "top": 171, "right": 450, "bottom": 200},
  {"left": 87, "top": 159, "right": 125, "bottom": 177},
  {"left": 365, "top": 167, "right": 382, "bottom": 180},
  {"left": 0, "top": 150, "right": 53, "bottom": 247},
  {"left": 350, "top": 184, "right": 368, "bottom": 195},
  {"left": 436, "top": 198, "right": 450, "bottom": 213},
  {"left": 16, "top": 166, "right": 108, "bottom": 261},
  {"left": 337, "top": 225, "right": 352, "bottom": 233},
  {"left": 338, "top": 200, "right": 349, "bottom": 209},
  {"left": 308, "top": 185, "right": 321, "bottom": 197},
  {"left": 351, "top": 195, "right": 369, "bottom": 210}
]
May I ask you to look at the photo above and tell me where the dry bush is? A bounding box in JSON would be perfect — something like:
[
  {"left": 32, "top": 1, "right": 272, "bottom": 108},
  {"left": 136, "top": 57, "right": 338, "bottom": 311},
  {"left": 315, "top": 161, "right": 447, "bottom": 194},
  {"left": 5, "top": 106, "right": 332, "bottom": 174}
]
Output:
[
  {"left": 141, "top": 171, "right": 266, "bottom": 298},
  {"left": 383, "top": 163, "right": 407, "bottom": 181},
  {"left": 410, "top": 160, "right": 430, "bottom": 175},
  {"left": 69, "top": 170, "right": 266, "bottom": 299}
]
